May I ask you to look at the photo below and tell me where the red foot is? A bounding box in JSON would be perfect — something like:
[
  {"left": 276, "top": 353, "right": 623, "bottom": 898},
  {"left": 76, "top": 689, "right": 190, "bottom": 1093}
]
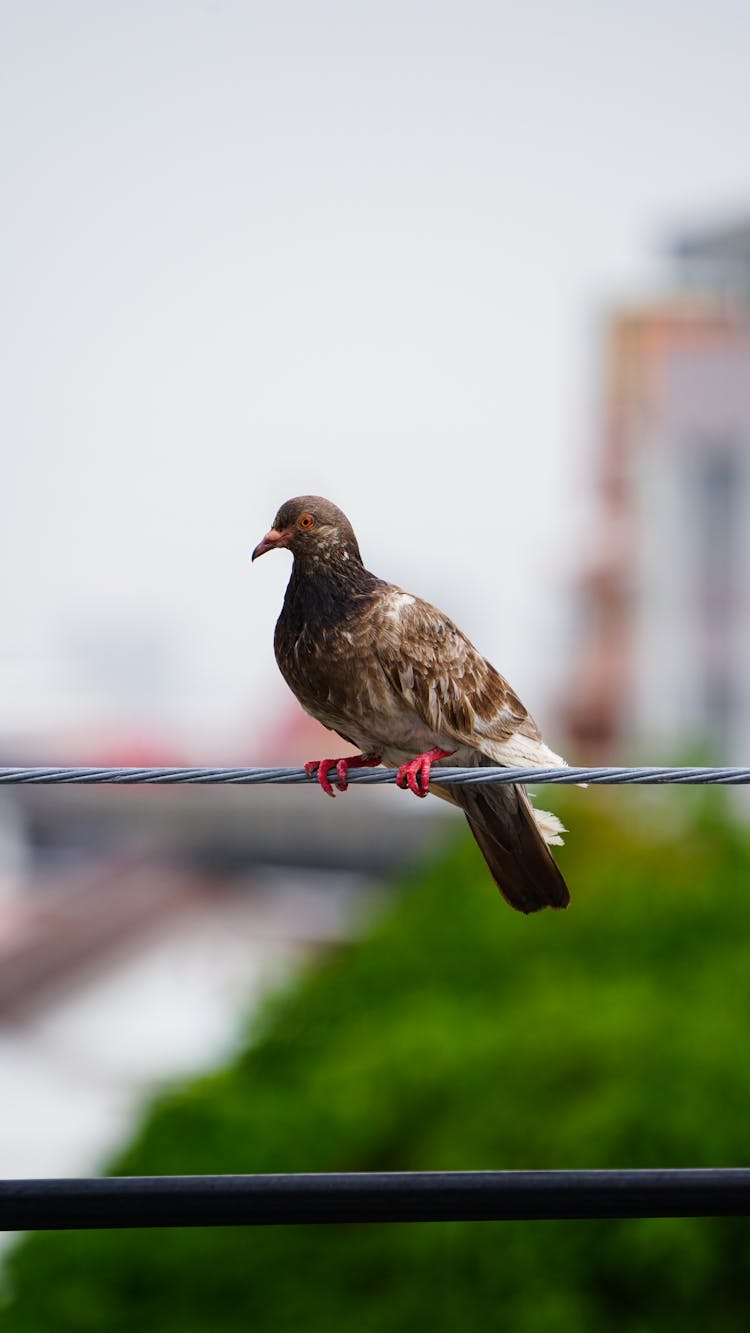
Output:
[
  {"left": 304, "top": 753, "right": 382, "bottom": 798},
  {"left": 395, "top": 747, "right": 455, "bottom": 798}
]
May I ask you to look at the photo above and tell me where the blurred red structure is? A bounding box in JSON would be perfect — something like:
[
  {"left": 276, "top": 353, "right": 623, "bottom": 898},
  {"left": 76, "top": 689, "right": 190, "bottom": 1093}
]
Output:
[{"left": 564, "top": 220, "right": 750, "bottom": 762}]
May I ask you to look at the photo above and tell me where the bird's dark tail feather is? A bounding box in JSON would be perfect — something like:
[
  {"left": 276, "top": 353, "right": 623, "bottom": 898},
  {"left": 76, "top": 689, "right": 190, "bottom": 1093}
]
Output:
[{"left": 444, "top": 780, "right": 570, "bottom": 913}]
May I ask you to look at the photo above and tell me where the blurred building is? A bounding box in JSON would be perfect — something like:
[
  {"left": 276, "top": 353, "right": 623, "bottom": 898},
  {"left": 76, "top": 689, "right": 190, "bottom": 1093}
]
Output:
[{"left": 564, "top": 218, "right": 750, "bottom": 761}]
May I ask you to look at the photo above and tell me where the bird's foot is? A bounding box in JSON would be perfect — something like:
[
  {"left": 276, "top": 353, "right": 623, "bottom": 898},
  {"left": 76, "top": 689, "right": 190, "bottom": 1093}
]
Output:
[
  {"left": 304, "top": 753, "right": 383, "bottom": 797},
  {"left": 395, "top": 748, "right": 455, "bottom": 798}
]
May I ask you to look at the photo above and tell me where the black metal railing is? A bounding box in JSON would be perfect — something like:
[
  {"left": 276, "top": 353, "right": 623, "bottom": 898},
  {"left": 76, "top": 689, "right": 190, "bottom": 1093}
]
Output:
[{"left": 2, "top": 1170, "right": 750, "bottom": 1230}]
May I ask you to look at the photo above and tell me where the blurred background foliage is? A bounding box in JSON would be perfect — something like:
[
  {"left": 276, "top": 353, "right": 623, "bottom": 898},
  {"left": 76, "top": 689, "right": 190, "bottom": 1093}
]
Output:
[{"left": 3, "top": 789, "right": 750, "bottom": 1332}]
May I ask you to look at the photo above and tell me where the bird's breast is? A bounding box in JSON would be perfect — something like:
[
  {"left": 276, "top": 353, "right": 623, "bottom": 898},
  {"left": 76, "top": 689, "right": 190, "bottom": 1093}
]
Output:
[
  {"left": 274, "top": 614, "right": 373, "bottom": 726},
  {"left": 275, "top": 621, "right": 457, "bottom": 757},
  {"left": 272, "top": 577, "right": 461, "bottom": 759}
]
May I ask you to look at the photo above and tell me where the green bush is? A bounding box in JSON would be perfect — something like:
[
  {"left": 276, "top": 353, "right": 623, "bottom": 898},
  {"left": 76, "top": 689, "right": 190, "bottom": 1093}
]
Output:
[{"left": 3, "top": 789, "right": 750, "bottom": 1331}]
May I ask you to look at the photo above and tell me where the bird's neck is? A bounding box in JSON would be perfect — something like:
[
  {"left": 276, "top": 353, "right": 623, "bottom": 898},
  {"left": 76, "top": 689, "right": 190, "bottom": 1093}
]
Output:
[{"left": 282, "top": 554, "right": 382, "bottom": 630}]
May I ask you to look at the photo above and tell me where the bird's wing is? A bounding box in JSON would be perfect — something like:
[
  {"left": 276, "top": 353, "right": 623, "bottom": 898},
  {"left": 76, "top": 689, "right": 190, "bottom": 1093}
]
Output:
[{"left": 373, "top": 588, "right": 564, "bottom": 767}]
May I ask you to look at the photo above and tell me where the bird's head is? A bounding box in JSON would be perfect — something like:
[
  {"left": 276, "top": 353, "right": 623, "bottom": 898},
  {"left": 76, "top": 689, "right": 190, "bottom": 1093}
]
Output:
[{"left": 251, "top": 496, "right": 363, "bottom": 567}]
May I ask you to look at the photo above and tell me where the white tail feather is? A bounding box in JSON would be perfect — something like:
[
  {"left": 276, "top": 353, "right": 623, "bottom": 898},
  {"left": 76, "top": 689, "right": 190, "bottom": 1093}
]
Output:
[{"left": 531, "top": 804, "right": 567, "bottom": 847}]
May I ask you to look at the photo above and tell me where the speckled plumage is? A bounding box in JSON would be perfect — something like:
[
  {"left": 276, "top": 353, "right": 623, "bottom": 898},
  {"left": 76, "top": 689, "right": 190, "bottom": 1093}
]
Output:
[{"left": 254, "top": 496, "right": 570, "bottom": 913}]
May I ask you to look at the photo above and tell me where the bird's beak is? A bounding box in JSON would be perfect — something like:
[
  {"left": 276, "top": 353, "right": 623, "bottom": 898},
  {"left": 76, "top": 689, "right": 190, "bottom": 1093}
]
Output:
[{"left": 251, "top": 527, "right": 290, "bottom": 561}]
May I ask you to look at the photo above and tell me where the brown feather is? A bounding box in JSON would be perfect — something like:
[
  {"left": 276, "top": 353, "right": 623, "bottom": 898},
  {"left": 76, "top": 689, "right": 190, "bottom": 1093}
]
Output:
[
  {"left": 441, "top": 778, "right": 570, "bottom": 913},
  {"left": 372, "top": 590, "right": 539, "bottom": 751}
]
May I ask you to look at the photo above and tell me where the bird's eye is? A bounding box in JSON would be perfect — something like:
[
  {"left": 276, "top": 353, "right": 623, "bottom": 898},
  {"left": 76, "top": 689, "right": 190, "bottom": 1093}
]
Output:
[{"left": 298, "top": 513, "right": 315, "bottom": 530}]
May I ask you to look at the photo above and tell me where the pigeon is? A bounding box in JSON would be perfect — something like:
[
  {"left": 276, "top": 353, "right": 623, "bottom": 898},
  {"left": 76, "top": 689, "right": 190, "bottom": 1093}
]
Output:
[{"left": 252, "top": 495, "right": 570, "bottom": 913}]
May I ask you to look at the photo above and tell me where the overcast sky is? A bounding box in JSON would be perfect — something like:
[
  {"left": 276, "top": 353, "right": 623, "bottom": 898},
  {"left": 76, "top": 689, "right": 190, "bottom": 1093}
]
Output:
[{"left": 2, "top": 1, "right": 750, "bottom": 757}]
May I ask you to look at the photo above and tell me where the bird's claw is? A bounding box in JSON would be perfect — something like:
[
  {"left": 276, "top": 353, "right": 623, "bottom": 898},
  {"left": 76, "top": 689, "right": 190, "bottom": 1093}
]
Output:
[
  {"left": 305, "top": 758, "right": 337, "bottom": 796},
  {"left": 395, "top": 748, "right": 455, "bottom": 798},
  {"left": 305, "top": 754, "right": 382, "bottom": 797}
]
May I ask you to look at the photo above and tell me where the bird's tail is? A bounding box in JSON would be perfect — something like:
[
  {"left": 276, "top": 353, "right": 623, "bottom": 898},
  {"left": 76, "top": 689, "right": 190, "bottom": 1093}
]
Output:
[{"left": 441, "top": 777, "right": 570, "bottom": 914}]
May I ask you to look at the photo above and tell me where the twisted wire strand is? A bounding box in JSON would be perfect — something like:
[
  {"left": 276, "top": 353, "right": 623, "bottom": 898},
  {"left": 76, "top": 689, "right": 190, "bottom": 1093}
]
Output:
[{"left": 0, "top": 765, "right": 749, "bottom": 786}]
